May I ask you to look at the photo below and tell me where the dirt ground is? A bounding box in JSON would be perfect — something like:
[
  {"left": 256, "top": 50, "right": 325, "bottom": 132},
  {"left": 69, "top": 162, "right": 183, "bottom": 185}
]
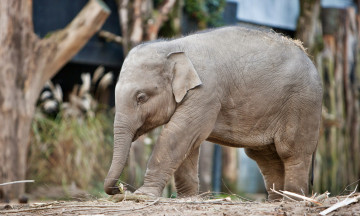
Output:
[{"left": 1, "top": 193, "right": 360, "bottom": 216}]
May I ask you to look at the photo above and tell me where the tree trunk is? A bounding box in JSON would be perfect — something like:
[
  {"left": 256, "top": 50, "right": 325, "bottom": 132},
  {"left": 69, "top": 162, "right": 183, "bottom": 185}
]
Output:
[
  {"left": 296, "top": 0, "right": 360, "bottom": 193},
  {"left": 116, "top": 0, "right": 178, "bottom": 55},
  {"left": 0, "top": 0, "right": 109, "bottom": 201},
  {"left": 221, "top": 146, "right": 237, "bottom": 192},
  {"left": 199, "top": 141, "right": 214, "bottom": 193},
  {"left": 0, "top": 108, "right": 33, "bottom": 201},
  {"left": 296, "top": 0, "right": 321, "bottom": 53},
  {"left": 316, "top": 7, "right": 360, "bottom": 194}
]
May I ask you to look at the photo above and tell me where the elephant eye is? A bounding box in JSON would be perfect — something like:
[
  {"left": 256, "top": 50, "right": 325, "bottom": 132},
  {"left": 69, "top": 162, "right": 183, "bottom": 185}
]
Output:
[{"left": 136, "top": 92, "right": 148, "bottom": 104}]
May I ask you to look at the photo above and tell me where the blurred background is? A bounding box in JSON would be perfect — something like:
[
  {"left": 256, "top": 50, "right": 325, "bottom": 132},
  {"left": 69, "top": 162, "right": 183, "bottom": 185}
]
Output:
[{"left": 1, "top": 0, "right": 360, "bottom": 202}]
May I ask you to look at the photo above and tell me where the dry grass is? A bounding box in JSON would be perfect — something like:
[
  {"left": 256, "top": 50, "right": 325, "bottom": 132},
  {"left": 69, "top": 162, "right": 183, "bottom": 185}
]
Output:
[
  {"left": 26, "top": 66, "right": 117, "bottom": 198},
  {"left": 2, "top": 192, "right": 360, "bottom": 215},
  {"left": 27, "top": 108, "right": 114, "bottom": 197}
]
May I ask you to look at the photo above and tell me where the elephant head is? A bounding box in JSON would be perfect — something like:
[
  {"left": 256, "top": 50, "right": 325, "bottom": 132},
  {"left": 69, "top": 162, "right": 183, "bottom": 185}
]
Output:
[{"left": 104, "top": 44, "right": 202, "bottom": 195}]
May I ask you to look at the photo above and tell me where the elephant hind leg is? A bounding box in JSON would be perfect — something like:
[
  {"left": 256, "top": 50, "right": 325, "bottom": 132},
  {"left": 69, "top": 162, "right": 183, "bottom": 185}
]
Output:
[
  {"left": 281, "top": 155, "right": 313, "bottom": 198},
  {"left": 174, "top": 147, "right": 200, "bottom": 197},
  {"left": 245, "top": 145, "right": 285, "bottom": 201},
  {"left": 275, "top": 130, "right": 314, "bottom": 198},
  {"left": 274, "top": 106, "right": 320, "bottom": 198}
]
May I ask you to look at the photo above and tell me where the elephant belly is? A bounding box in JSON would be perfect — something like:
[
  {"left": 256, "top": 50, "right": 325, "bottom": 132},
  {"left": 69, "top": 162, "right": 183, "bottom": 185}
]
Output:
[
  {"left": 207, "top": 112, "right": 276, "bottom": 148},
  {"left": 207, "top": 128, "right": 273, "bottom": 148}
]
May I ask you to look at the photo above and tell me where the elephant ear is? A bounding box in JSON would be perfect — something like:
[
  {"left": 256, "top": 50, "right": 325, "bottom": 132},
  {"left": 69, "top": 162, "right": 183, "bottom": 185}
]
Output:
[{"left": 167, "top": 52, "right": 202, "bottom": 103}]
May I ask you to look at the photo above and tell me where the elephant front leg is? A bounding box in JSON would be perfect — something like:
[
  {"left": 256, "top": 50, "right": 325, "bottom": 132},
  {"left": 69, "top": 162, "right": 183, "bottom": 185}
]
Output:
[
  {"left": 135, "top": 125, "right": 206, "bottom": 197},
  {"left": 135, "top": 104, "right": 220, "bottom": 197},
  {"left": 134, "top": 130, "right": 176, "bottom": 197},
  {"left": 174, "top": 147, "right": 200, "bottom": 197}
]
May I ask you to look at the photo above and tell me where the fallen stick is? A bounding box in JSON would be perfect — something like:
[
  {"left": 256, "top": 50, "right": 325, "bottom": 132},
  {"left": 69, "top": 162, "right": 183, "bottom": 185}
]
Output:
[
  {"left": 306, "top": 191, "right": 330, "bottom": 207},
  {"left": 269, "top": 188, "right": 297, "bottom": 202},
  {"left": 157, "top": 200, "right": 254, "bottom": 205},
  {"left": 0, "top": 180, "right": 34, "bottom": 186},
  {"left": 103, "top": 198, "right": 160, "bottom": 213},
  {"left": 279, "top": 190, "right": 322, "bottom": 205},
  {"left": 109, "top": 193, "right": 154, "bottom": 202},
  {"left": 173, "top": 206, "right": 183, "bottom": 215},
  {"left": 319, "top": 195, "right": 360, "bottom": 215},
  {"left": 201, "top": 197, "right": 232, "bottom": 203},
  {"left": 315, "top": 192, "right": 330, "bottom": 202},
  {"left": 2, "top": 199, "right": 160, "bottom": 213}
]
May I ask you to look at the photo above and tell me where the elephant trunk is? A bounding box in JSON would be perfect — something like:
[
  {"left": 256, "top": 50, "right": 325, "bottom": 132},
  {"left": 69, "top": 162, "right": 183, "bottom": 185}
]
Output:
[{"left": 104, "top": 113, "right": 135, "bottom": 195}]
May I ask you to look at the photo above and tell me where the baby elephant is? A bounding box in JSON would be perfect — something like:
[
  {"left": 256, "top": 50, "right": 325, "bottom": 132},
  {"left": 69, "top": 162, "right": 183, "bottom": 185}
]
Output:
[{"left": 104, "top": 26, "right": 322, "bottom": 200}]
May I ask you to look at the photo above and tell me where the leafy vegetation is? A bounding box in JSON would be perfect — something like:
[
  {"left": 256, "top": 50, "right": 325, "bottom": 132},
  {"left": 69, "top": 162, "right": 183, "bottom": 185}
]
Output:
[
  {"left": 27, "top": 108, "right": 114, "bottom": 197},
  {"left": 184, "top": 0, "right": 226, "bottom": 28},
  {"left": 27, "top": 67, "right": 116, "bottom": 198}
]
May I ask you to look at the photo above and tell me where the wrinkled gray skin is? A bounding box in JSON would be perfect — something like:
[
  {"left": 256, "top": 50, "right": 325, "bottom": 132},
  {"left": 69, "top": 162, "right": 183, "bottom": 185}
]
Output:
[{"left": 104, "top": 26, "right": 322, "bottom": 200}]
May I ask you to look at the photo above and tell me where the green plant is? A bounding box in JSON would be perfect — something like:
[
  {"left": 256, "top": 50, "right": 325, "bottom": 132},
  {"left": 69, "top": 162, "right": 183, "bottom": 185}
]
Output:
[{"left": 184, "top": 0, "right": 226, "bottom": 29}]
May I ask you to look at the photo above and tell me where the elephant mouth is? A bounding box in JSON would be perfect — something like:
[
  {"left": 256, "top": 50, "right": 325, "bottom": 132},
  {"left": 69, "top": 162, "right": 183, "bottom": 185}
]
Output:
[
  {"left": 132, "top": 127, "right": 147, "bottom": 142},
  {"left": 132, "top": 125, "right": 158, "bottom": 142},
  {"left": 132, "top": 132, "right": 141, "bottom": 142}
]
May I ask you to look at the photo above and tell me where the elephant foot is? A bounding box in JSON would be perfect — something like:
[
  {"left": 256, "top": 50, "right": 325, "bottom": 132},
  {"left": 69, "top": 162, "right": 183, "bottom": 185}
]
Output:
[
  {"left": 108, "top": 191, "right": 152, "bottom": 203},
  {"left": 176, "top": 189, "right": 198, "bottom": 198},
  {"left": 267, "top": 193, "right": 284, "bottom": 202},
  {"left": 135, "top": 186, "right": 162, "bottom": 197}
]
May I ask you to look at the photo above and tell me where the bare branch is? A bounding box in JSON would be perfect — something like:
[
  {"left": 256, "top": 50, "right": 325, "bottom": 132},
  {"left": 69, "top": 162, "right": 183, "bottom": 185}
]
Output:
[
  {"left": 0, "top": 180, "right": 34, "bottom": 186},
  {"left": 130, "top": 0, "right": 143, "bottom": 46},
  {"left": 146, "top": 0, "right": 177, "bottom": 41},
  {"left": 42, "top": 0, "right": 110, "bottom": 83},
  {"left": 98, "top": 30, "right": 123, "bottom": 44},
  {"left": 117, "top": 0, "right": 130, "bottom": 55}
]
